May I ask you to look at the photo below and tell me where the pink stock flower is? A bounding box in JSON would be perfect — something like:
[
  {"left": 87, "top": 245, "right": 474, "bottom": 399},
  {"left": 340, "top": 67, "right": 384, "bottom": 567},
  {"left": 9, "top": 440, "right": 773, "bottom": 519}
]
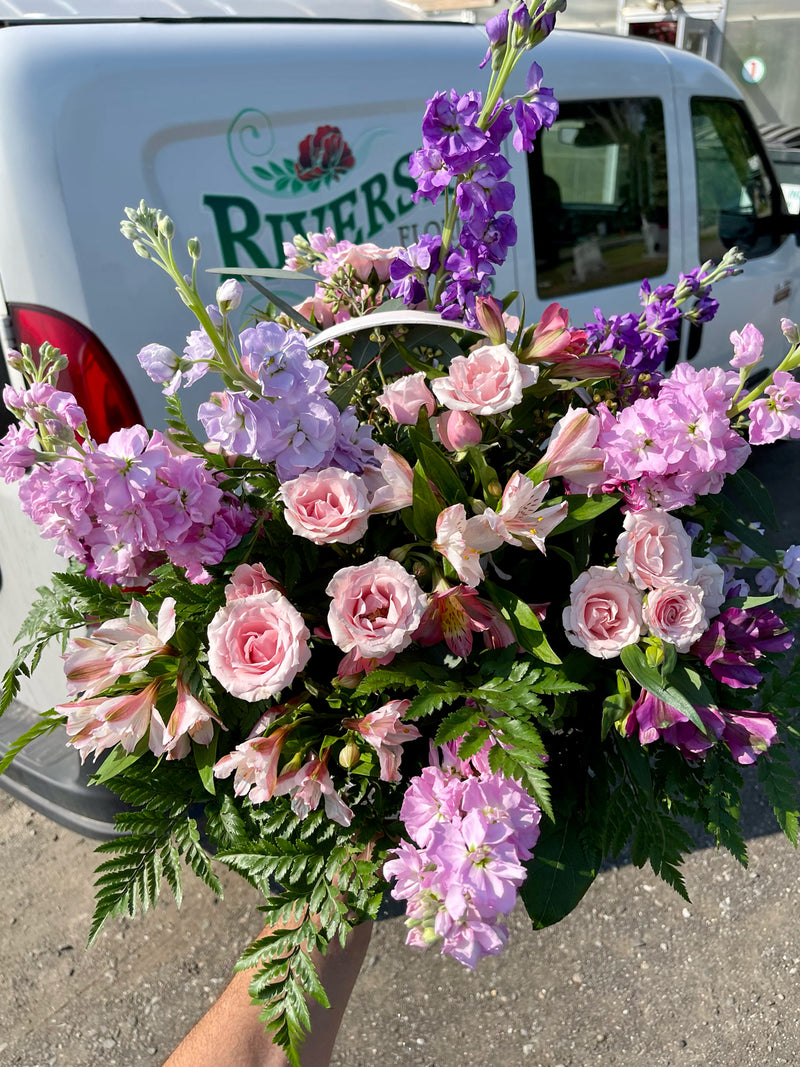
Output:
[
  {"left": 643, "top": 582, "right": 708, "bottom": 652},
  {"left": 274, "top": 753, "right": 353, "bottom": 826},
  {"left": 748, "top": 371, "right": 800, "bottom": 445},
  {"left": 485, "top": 472, "right": 568, "bottom": 551},
  {"left": 615, "top": 509, "right": 694, "bottom": 590},
  {"left": 435, "top": 409, "right": 482, "bottom": 451},
  {"left": 279, "top": 467, "right": 370, "bottom": 545},
  {"left": 225, "top": 562, "right": 281, "bottom": 601},
  {"left": 376, "top": 372, "right": 436, "bottom": 425},
  {"left": 213, "top": 725, "right": 293, "bottom": 803},
  {"left": 563, "top": 566, "right": 644, "bottom": 659},
  {"left": 534, "top": 406, "right": 605, "bottom": 493},
  {"left": 326, "top": 556, "right": 427, "bottom": 659},
  {"left": 207, "top": 588, "right": 311, "bottom": 702},
  {"left": 343, "top": 699, "right": 421, "bottom": 782},
  {"left": 433, "top": 504, "right": 502, "bottom": 587},
  {"left": 729, "top": 323, "right": 764, "bottom": 368},
  {"left": 431, "top": 343, "right": 538, "bottom": 415}
]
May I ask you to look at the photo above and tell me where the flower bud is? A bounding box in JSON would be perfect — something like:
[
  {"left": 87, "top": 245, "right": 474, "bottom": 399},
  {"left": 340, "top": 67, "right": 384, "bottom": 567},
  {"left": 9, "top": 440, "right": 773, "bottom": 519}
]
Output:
[
  {"left": 119, "top": 220, "right": 138, "bottom": 240},
  {"left": 157, "top": 212, "right": 175, "bottom": 240},
  {"left": 781, "top": 318, "right": 800, "bottom": 345},
  {"left": 5, "top": 349, "right": 23, "bottom": 371},
  {"left": 436, "top": 409, "right": 482, "bottom": 451},
  {"left": 132, "top": 240, "right": 152, "bottom": 260},
  {"left": 474, "top": 295, "right": 507, "bottom": 345},
  {"left": 486, "top": 479, "right": 503, "bottom": 499},
  {"left": 216, "top": 278, "right": 243, "bottom": 313},
  {"left": 338, "top": 740, "right": 361, "bottom": 769},
  {"left": 187, "top": 237, "right": 201, "bottom": 260}
]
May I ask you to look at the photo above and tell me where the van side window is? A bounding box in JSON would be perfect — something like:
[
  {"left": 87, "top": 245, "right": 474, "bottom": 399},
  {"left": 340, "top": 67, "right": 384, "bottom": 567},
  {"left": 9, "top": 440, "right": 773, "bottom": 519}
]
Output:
[
  {"left": 529, "top": 98, "right": 668, "bottom": 299},
  {"left": 691, "top": 97, "right": 785, "bottom": 262}
]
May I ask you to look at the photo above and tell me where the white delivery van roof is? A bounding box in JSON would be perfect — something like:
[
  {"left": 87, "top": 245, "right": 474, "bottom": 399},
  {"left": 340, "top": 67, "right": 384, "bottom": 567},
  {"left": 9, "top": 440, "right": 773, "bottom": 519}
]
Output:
[{"left": 0, "top": 0, "right": 423, "bottom": 19}]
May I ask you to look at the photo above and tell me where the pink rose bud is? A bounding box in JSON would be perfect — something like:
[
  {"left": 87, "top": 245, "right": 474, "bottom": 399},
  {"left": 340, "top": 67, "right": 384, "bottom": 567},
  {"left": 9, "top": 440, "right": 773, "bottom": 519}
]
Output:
[
  {"left": 377, "top": 372, "right": 436, "bottom": 425},
  {"left": 729, "top": 323, "right": 764, "bottom": 368},
  {"left": 436, "top": 409, "right": 482, "bottom": 450}
]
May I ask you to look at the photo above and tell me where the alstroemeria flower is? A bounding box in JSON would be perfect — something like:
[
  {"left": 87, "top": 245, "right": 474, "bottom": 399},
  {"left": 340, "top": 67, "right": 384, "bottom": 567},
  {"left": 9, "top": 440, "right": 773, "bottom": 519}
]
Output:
[
  {"left": 484, "top": 472, "right": 567, "bottom": 551},
  {"left": 415, "top": 583, "right": 496, "bottom": 658},
  {"left": 342, "top": 699, "right": 421, "bottom": 782},
  {"left": 433, "top": 504, "right": 502, "bottom": 587},
  {"left": 213, "top": 725, "right": 293, "bottom": 803},
  {"left": 273, "top": 753, "right": 354, "bottom": 826},
  {"left": 152, "top": 677, "right": 224, "bottom": 760}
]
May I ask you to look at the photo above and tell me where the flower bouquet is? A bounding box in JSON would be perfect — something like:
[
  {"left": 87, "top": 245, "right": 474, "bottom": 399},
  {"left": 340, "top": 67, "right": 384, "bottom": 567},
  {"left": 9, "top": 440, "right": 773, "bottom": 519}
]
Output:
[{"left": 2, "top": 3, "right": 800, "bottom": 1063}]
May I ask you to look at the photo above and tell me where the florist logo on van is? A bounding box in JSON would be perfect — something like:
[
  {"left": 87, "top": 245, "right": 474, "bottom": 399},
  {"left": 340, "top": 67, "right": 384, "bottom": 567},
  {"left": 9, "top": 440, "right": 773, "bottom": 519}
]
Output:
[
  {"left": 201, "top": 107, "right": 422, "bottom": 272},
  {"left": 251, "top": 125, "right": 356, "bottom": 195}
]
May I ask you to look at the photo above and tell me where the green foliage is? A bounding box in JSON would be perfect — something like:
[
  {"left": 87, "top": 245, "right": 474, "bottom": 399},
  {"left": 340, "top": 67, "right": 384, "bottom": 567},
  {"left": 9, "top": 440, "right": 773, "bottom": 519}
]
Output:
[
  {"left": 216, "top": 794, "right": 383, "bottom": 1065},
  {"left": 0, "top": 709, "right": 64, "bottom": 774},
  {"left": 700, "top": 749, "right": 747, "bottom": 865}
]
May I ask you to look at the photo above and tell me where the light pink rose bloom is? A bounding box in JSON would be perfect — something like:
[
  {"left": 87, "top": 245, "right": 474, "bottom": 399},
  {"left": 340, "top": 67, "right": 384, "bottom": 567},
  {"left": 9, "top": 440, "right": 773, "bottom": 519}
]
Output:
[
  {"left": 535, "top": 407, "right": 605, "bottom": 494},
  {"left": 433, "top": 504, "right": 503, "bottom": 588},
  {"left": 326, "top": 556, "right": 427, "bottom": 659},
  {"left": 616, "top": 509, "right": 694, "bottom": 590},
  {"left": 431, "top": 343, "right": 538, "bottom": 415},
  {"left": 279, "top": 467, "right": 370, "bottom": 545},
  {"left": 436, "top": 409, "right": 482, "bottom": 451},
  {"left": 691, "top": 555, "right": 726, "bottom": 619},
  {"left": 643, "top": 582, "right": 708, "bottom": 652},
  {"left": 377, "top": 372, "right": 436, "bottom": 425},
  {"left": 485, "top": 472, "right": 568, "bottom": 551},
  {"left": 294, "top": 294, "right": 336, "bottom": 330},
  {"left": 341, "top": 242, "right": 403, "bottom": 283},
  {"left": 729, "top": 323, "right": 764, "bottom": 368},
  {"left": 563, "top": 566, "right": 644, "bottom": 659},
  {"left": 226, "top": 562, "right": 281, "bottom": 601},
  {"left": 343, "top": 699, "right": 421, "bottom": 782},
  {"left": 207, "top": 589, "right": 311, "bottom": 702},
  {"left": 364, "top": 446, "right": 414, "bottom": 514}
]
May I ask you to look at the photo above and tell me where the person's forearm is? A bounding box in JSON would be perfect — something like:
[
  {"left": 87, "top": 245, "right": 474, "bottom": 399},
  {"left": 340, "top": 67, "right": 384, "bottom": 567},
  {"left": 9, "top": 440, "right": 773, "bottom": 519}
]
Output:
[{"left": 162, "top": 920, "right": 373, "bottom": 1067}]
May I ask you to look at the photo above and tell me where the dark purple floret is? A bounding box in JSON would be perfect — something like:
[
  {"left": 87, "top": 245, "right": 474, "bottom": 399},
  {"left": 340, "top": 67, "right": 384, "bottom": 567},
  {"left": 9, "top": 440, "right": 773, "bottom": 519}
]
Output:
[{"left": 421, "top": 90, "right": 489, "bottom": 173}]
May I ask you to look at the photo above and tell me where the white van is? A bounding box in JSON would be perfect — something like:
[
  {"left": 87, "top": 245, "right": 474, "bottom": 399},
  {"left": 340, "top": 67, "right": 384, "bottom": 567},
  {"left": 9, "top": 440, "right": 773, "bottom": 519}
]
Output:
[{"left": 0, "top": 0, "right": 797, "bottom": 835}]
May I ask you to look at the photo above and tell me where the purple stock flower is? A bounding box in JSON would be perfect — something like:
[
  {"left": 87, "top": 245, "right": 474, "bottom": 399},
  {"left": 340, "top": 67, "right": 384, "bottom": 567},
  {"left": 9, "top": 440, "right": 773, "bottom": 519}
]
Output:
[
  {"left": 456, "top": 155, "right": 515, "bottom": 223},
  {"left": 137, "top": 343, "right": 181, "bottom": 394},
  {"left": 749, "top": 371, "right": 800, "bottom": 446},
  {"left": 0, "top": 424, "right": 39, "bottom": 483},
  {"left": 512, "top": 63, "right": 559, "bottom": 153},
  {"left": 421, "top": 90, "right": 489, "bottom": 173},
  {"left": 389, "top": 235, "right": 442, "bottom": 306},
  {"left": 408, "top": 147, "right": 454, "bottom": 205},
  {"left": 460, "top": 212, "right": 518, "bottom": 268}
]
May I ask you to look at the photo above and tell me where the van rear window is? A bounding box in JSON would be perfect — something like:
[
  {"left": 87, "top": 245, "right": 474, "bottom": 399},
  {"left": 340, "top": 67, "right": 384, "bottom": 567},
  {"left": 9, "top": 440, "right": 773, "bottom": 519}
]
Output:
[
  {"left": 691, "top": 97, "right": 785, "bottom": 262},
  {"left": 528, "top": 97, "right": 668, "bottom": 299}
]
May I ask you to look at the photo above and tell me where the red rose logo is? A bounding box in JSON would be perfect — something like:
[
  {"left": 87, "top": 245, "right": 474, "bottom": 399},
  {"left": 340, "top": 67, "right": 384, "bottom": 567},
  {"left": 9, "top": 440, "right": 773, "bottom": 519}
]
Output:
[{"left": 294, "top": 126, "right": 355, "bottom": 184}]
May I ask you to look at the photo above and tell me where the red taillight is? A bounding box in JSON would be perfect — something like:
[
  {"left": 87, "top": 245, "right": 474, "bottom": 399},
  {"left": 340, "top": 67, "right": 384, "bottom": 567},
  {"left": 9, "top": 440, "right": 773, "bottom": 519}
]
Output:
[{"left": 9, "top": 304, "right": 142, "bottom": 443}]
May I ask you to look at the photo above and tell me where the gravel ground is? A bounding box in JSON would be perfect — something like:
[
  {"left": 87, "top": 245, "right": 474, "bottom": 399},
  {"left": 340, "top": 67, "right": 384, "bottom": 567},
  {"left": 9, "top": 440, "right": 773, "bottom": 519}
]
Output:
[{"left": 1, "top": 785, "right": 798, "bottom": 1067}]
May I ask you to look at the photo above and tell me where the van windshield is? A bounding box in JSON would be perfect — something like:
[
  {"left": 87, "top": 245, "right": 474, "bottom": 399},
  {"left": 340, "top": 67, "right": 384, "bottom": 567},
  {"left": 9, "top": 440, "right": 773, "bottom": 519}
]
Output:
[{"left": 529, "top": 97, "right": 669, "bottom": 300}]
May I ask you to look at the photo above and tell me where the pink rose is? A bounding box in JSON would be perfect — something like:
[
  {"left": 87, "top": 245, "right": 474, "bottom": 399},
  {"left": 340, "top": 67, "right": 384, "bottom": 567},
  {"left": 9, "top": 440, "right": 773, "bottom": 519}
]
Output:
[
  {"left": 279, "top": 467, "right": 370, "bottom": 545},
  {"left": 326, "top": 556, "right": 427, "bottom": 659},
  {"left": 226, "top": 562, "right": 280, "bottom": 601},
  {"left": 207, "top": 589, "right": 311, "bottom": 702},
  {"left": 615, "top": 509, "right": 694, "bottom": 590},
  {"left": 294, "top": 294, "right": 335, "bottom": 330},
  {"left": 377, "top": 372, "right": 436, "bottom": 425},
  {"left": 431, "top": 343, "right": 538, "bottom": 415},
  {"left": 436, "top": 409, "right": 482, "bottom": 451},
  {"left": 691, "top": 555, "right": 726, "bottom": 619},
  {"left": 643, "top": 582, "right": 708, "bottom": 652},
  {"left": 563, "top": 566, "right": 644, "bottom": 659},
  {"left": 341, "top": 242, "right": 403, "bottom": 283}
]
